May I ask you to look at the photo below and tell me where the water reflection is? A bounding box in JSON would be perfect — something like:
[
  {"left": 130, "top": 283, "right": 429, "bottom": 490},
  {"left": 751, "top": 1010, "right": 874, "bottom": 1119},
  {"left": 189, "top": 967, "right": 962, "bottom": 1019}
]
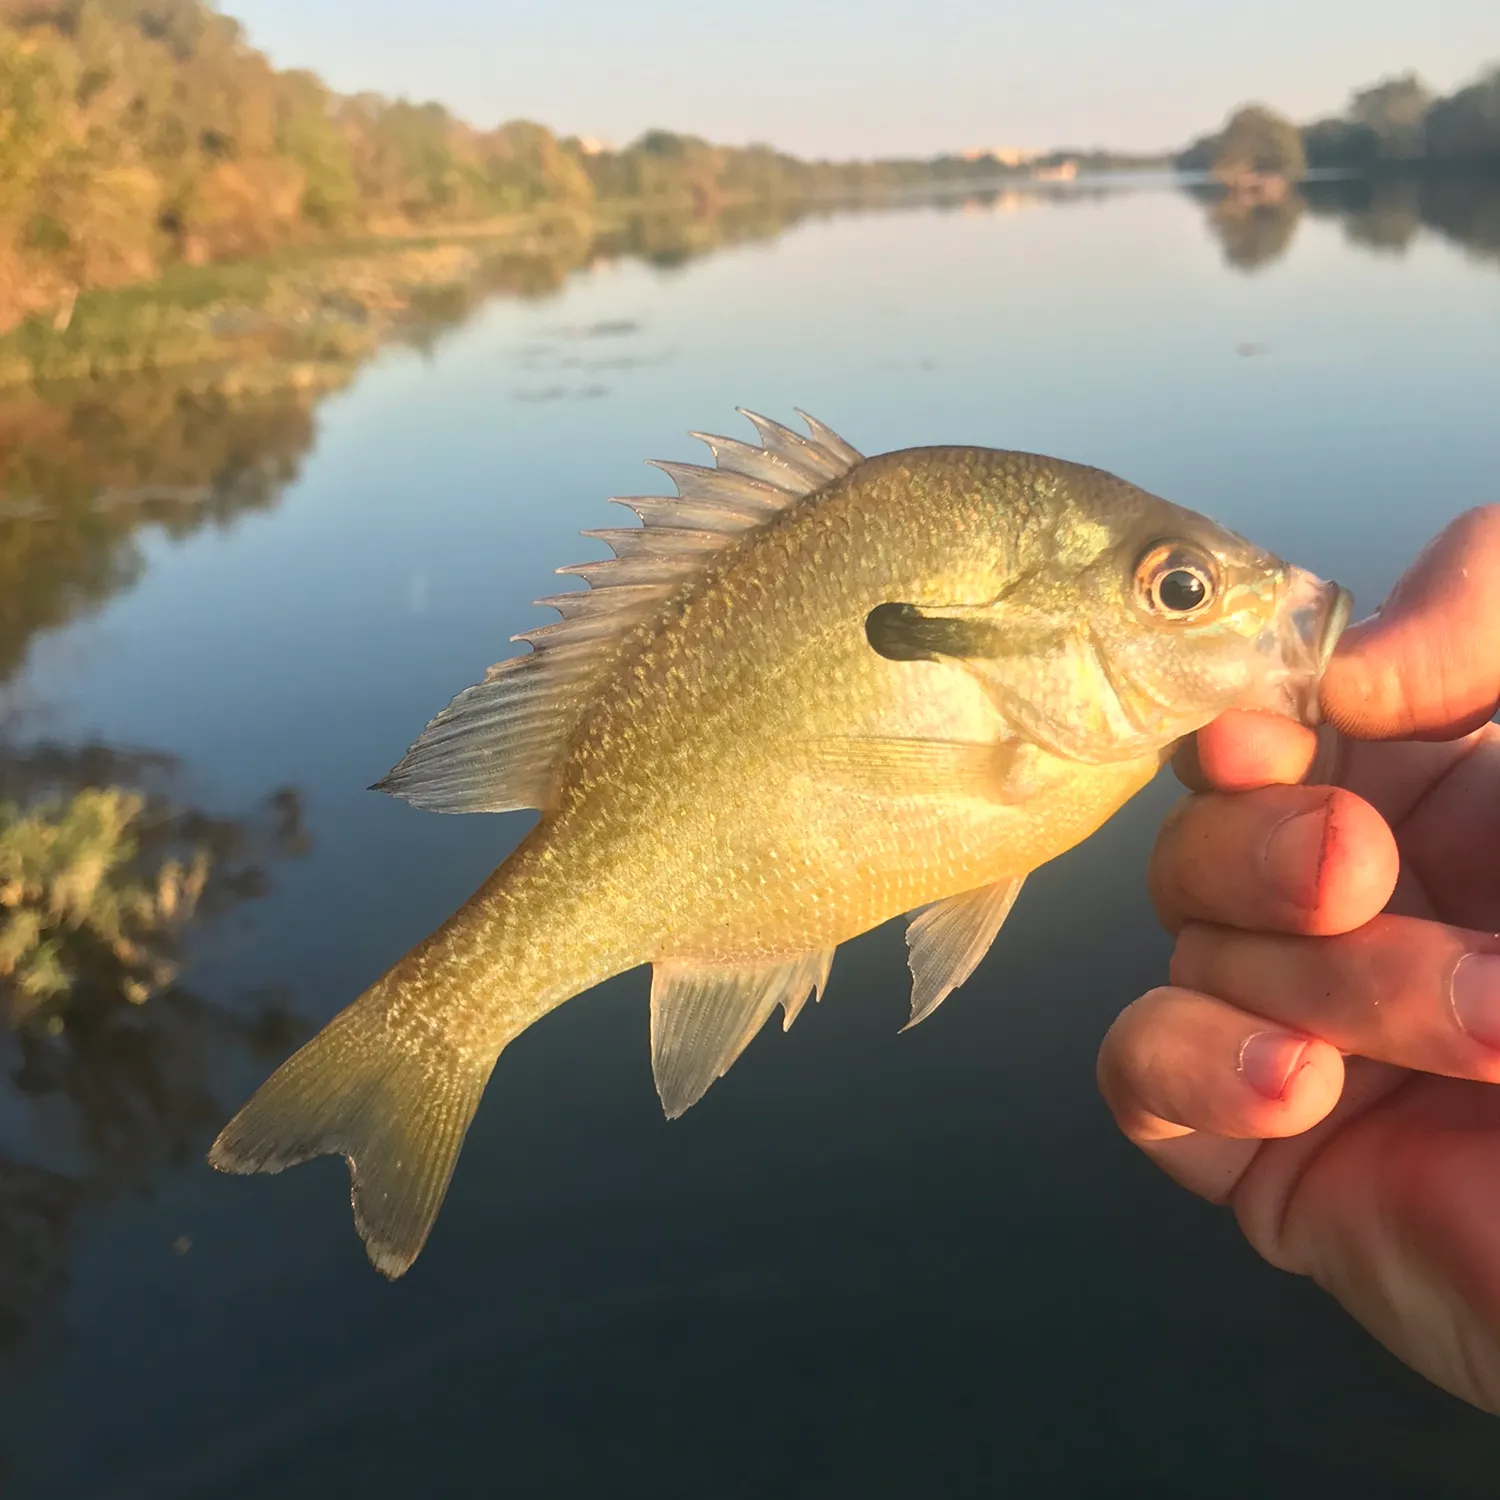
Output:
[
  {"left": 0, "top": 378, "right": 335, "bottom": 682},
  {"left": 1306, "top": 173, "right": 1500, "bottom": 268},
  {"left": 1190, "top": 172, "right": 1500, "bottom": 273},
  {"left": 1308, "top": 176, "right": 1427, "bottom": 254},
  {"left": 0, "top": 741, "right": 306, "bottom": 1378},
  {"left": 0, "top": 175, "right": 1498, "bottom": 1496},
  {"left": 9, "top": 175, "right": 1496, "bottom": 688},
  {"left": 1206, "top": 191, "right": 1305, "bottom": 271}
]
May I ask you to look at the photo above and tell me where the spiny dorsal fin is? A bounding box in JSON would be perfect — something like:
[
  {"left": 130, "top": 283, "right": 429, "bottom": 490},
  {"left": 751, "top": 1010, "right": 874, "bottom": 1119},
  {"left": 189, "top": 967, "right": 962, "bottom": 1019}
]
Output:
[
  {"left": 650, "top": 949, "right": 835, "bottom": 1120},
  {"left": 903, "top": 877, "right": 1025, "bottom": 1030},
  {"left": 374, "top": 411, "right": 863, "bottom": 814}
]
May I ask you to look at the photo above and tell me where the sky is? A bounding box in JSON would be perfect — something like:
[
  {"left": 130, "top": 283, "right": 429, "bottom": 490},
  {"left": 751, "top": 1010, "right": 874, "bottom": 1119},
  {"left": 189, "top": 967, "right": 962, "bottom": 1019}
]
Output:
[{"left": 225, "top": 0, "right": 1500, "bottom": 158}]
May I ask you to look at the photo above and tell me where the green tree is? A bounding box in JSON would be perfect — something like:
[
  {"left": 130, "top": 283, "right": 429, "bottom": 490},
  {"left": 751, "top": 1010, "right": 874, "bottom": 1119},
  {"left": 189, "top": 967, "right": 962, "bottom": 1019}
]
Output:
[
  {"left": 1301, "top": 116, "right": 1378, "bottom": 171},
  {"left": 479, "top": 120, "right": 593, "bottom": 212},
  {"left": 0, "top": 30, "right": 67, "bottom": 217},
  {"left": 1424, "top": 66, "right": 1500, "bottom": 167},
  {"left": 1210, "top": 104, "right": 1307, "bottom": 189},
  {"left": 350, "top": 98, "right": 475, "bottom": 220},
  {"left": 1350, "top": 72, "right": 1433, "bottom": 161},
  {"left": 275, "top": 69, "right": 358, "bottom": 229}
]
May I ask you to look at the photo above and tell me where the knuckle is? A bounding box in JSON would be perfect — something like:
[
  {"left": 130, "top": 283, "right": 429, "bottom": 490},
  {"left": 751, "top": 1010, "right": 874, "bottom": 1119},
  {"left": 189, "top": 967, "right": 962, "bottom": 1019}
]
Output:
[
  {"left": 1098, "top": 990, "right": 1170, "bottom": 1092},
  {"left": 1460, "top": 502, "right": 1500, "bottom": 544},
  {"left": 1168, "top": 923, "right": 1215, "bottom": 989},
  {"left": 1147, "top": 795, "right": 1202, "bottom": 926}
]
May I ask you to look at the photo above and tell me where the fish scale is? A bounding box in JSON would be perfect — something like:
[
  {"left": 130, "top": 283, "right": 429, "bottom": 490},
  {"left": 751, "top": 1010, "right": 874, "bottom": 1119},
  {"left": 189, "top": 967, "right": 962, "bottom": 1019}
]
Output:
[{"left": 210, "top": 410, "right": 1349, "bottom": 1277}]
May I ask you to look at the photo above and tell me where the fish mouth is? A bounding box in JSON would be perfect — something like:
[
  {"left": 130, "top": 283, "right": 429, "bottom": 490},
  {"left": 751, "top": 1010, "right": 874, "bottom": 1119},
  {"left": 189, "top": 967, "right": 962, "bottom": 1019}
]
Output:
[
  {"left": 1322, "top": 585, "right": 1354, "bottom": 666},
  {"left": 1272, "top": 568, "right": 1354, "bottom": 725}
]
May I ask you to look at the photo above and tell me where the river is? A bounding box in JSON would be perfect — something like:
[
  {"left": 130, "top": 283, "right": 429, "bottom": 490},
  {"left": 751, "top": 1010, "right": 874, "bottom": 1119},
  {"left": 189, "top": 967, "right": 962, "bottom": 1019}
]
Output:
[{"left": 1, "top": 175, "right": 1499, "bottom": 1498}]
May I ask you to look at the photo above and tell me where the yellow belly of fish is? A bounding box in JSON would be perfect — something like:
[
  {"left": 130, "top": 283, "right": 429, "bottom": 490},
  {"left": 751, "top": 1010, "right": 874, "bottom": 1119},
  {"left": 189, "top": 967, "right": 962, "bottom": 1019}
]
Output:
[{"left": 624, "top": 750, "right": 1162, "bottom": 966}]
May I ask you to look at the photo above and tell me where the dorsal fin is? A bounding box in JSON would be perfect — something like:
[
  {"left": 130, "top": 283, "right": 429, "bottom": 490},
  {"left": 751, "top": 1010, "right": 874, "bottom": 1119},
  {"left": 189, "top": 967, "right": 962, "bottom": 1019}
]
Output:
[{"left": 373, "top": 411, "right": 864, "bottom": 814}]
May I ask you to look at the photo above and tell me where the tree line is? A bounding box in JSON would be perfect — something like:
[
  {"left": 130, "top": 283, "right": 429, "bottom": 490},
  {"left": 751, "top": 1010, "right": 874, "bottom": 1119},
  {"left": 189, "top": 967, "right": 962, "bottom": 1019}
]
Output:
[
  {"left": 2, "top": 2, "right": 1496, "bottom": 334},
  {"left": 0, "top": 0, "right": 1105, "bottom": 334},
  {"left": 1180, "top": 64, "right": 1500, "bottom": 187}
]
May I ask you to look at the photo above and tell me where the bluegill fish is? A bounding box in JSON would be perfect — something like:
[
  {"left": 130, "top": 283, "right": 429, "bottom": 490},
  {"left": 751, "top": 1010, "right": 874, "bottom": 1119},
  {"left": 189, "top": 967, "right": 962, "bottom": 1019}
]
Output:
[{"left": 211, "top": 411, "right": 1350, "bottom": 1276}]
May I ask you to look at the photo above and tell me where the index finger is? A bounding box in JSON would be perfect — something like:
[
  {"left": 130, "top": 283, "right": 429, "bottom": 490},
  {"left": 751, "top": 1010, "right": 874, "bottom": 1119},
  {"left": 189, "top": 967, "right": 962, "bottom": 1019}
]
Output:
[{"left": 1323, "top": 505, "right": 1500, "bottom": 742}]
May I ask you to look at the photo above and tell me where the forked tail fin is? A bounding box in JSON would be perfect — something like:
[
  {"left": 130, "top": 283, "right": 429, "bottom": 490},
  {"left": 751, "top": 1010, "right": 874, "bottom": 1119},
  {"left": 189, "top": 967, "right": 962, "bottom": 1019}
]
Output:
[{"left": 209, "top": 985, "right": 498, "bottom": 1278}]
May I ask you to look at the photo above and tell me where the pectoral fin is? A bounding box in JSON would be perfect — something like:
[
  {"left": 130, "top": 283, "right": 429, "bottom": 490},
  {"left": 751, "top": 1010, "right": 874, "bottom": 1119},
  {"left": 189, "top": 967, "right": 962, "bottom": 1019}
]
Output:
[
  {"left": 904, "top": 877, "right": 1025, "bottom": 1029},
  {"left": 802, "top": 736, "right": 1021, "bottom": 801},
  {"left": 650, "top": 951, "right": 834, "bottom": 1119}
]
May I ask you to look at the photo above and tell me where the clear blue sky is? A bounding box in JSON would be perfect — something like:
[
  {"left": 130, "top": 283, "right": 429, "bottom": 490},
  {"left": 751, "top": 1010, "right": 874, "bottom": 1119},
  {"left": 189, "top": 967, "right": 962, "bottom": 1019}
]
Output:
[{"left": 225, "top": 0, "right": 1500, "bottom": 157}]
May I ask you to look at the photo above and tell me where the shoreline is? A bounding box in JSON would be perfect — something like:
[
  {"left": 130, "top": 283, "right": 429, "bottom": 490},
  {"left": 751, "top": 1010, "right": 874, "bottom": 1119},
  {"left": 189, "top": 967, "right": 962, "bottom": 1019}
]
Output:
[
  {"left": 3, "top": 165, "right": 1494, "bottom": 395},
  {"left": 0, "top": 176, "right": 1164, "bottom": 393}
]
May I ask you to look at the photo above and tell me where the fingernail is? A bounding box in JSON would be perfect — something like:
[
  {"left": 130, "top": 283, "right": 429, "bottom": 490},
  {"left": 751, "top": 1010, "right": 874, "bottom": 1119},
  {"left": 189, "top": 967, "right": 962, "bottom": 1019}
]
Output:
[
  {"left": 1263, "top": 805, "right": 1330, "bottom": 908},
  {"left": 1240, "top": 1031, "right": 1310, "bottom": 1100},
  {"left": 1451, "top": 953, "right": 1500, "bottom": 1048}
]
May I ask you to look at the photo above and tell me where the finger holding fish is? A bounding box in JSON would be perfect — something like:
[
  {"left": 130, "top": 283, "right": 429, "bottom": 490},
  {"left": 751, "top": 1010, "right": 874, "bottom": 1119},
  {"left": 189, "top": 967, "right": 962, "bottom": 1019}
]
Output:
[
  {"left": 1148, "top": 782, "right": 1398, "bottom": 936},
  {"left": 1097, "top": 985, "right": 1345, "bottom": 1146}
]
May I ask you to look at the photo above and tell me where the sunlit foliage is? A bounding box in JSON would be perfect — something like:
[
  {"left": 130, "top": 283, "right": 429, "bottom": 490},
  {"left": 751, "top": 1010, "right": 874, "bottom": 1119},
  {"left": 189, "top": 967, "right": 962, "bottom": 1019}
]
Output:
[
  {"left": 0, "top": 1, "right": 1140, "bottom": 335},
  {"left": 1174, "top": 104, "right": 1308, "bottom": 188},
  {"left": 0, "top": 1, "right": 608, "bottom": 330},
  {"left": 0, "top": 787, "right": 206, "bottom": 1016}
]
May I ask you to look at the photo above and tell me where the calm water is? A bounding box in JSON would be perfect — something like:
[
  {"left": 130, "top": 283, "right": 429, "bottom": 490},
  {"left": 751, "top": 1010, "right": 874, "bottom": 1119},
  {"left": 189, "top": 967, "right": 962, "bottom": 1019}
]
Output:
[{"left": 2, "top": 180, "right": 1500, "bottom": 1498}]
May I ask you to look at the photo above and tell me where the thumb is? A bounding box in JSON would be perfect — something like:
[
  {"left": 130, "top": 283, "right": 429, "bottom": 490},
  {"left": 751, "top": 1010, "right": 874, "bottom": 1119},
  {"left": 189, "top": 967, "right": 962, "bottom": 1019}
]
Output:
[{"left": 1322, "top": 505, "right": 1500, "bottom": 742}]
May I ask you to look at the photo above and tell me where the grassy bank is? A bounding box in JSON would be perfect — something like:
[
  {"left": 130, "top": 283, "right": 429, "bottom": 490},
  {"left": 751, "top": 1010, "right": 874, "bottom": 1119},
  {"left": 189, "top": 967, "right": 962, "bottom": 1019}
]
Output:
[{"left": 0, "top": 207, "right": 601, "bottom": 388}]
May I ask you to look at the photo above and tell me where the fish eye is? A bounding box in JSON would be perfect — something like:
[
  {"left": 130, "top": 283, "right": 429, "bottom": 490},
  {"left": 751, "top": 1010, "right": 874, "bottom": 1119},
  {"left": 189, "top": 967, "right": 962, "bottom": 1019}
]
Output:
[{"left": 1134, "top": 542, "right": 1219, "bottom": 621}]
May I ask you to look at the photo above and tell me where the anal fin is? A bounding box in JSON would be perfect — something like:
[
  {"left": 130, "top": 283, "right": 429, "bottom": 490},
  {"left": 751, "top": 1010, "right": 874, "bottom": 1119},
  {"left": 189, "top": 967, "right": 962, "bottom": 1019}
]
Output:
[
  {"left": 650, "top": 951, "right": 834, "bottom": 1120},
  {"left": 904, "top": 877, "right": 1025, "bottom": 1030}
]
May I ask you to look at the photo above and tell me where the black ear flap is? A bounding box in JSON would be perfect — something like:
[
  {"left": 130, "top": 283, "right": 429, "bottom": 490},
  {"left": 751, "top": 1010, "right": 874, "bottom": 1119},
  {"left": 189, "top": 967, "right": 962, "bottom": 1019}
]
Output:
[
  {"left": 865, "top": 602, "right": 1001, "bottom": 664},
  {"left": 865, "top": 603, "right": 937, "bottom": 661}
]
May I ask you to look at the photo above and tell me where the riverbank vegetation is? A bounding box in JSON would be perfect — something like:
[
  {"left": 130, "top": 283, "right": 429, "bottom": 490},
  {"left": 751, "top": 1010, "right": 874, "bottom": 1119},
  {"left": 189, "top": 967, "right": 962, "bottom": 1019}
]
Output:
[
  {"left": 0, "top": 741, "right": 305, "bottom": 1373},
  {"left": 1180, "top": 64, "right": 1500, "bottom": 185},
  {"left": 0, "top": 0, "right": 1153, "bottom": 355},
  {"left": 5, "top": 3, "right": 1493, "bottom": 387},
  {"left": 0, "top": 747, "right": 307, "bottom": 1033}
]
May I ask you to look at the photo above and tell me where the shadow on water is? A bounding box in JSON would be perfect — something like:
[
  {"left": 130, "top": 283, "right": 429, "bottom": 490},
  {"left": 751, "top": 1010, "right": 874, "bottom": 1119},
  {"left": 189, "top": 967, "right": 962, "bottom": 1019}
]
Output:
[{"left": 1185, "top": 171, "right": 1500, "bottom": 273}]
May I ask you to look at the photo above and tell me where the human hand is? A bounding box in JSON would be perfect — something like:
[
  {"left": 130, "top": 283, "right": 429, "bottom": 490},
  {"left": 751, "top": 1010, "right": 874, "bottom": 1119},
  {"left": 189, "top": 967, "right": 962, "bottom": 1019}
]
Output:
[{"left": 1097, "top": 506, "right": 1500, "bottom": 1411}]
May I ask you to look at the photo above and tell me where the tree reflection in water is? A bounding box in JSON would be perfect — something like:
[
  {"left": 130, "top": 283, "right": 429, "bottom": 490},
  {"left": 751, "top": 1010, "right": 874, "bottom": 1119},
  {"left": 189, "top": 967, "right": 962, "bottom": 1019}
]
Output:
[
  {"left": 0, "top": 742, "right": 308, "bottom": 1376},
  {"left": 1209, "top": 192, "right": 1306, "bottom": 271},
  {"left": 1190, "top": 172, "right": 1500, "bottom": 273},
  {"left": 0, "top": 361, "right": 338, "bottom": 1388}
]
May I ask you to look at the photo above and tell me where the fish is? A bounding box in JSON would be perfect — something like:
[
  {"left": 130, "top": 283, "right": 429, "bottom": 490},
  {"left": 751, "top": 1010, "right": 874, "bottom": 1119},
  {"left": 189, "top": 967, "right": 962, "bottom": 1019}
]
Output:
[{"left": 209, "top": 410, "right": 1352, "bottom": 1277}]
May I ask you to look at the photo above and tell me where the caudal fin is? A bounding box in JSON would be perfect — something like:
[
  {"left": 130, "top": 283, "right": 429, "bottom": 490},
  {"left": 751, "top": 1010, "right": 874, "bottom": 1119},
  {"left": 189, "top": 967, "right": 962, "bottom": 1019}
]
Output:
[{"left": 209, "top": 988, "right": 496, "bottom": 1278}]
